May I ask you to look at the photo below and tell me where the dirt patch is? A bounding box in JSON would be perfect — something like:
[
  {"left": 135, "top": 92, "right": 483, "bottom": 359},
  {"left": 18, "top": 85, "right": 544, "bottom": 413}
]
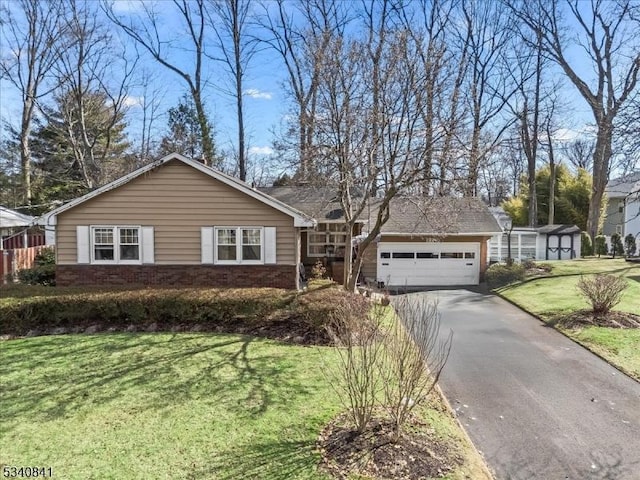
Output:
[
  {"left": 552, "top": 310, "right": 640, "bottom": 329},
  {"left": 318, "top": 412, "right": 462, "bottom": 480}
]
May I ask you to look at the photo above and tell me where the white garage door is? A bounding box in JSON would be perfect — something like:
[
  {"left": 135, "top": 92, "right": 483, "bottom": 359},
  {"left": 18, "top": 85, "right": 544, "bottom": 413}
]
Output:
[{"left": 377, "top": 242, "right": 480, "bottom": 286}]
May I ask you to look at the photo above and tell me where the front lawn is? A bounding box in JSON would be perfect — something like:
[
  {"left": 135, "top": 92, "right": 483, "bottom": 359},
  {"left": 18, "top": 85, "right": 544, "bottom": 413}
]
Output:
[
  {"left": 0, "top": 332, "right": 488, "bottom": 479},
  {"left": 497, "top": 258, "right": 640, "bottom": 380}
]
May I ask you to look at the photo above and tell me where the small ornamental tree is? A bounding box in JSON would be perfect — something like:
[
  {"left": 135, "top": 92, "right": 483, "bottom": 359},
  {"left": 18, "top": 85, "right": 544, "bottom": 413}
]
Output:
[
  {"left": 624, "top": 234, "right": 637, "bottom": 257},
  {"left": 610, "top": 233, "right": 624, "bottom": 258},
  {"left": 577, "top": 274, "right": 628, "bottom": 315},
  {"left": 594, "top": 235, "right": 608, "bottom": 257},
  {"left": 580, "top": 232, "right": 593, "bottom": 257}
]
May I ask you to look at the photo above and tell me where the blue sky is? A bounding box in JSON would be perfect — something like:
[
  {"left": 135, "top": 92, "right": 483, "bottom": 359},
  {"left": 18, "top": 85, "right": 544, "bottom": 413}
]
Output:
[{"left": 0, "top": 0, "right": 627, "bottom": 174}]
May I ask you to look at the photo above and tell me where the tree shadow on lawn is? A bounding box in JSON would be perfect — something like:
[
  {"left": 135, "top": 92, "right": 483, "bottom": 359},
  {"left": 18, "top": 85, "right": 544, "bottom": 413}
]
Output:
[
  {"left": 1, "top": 333, "right": 317, "bottom": 432},
  {"left": 187, "top": 439, "right": 323, "bottom": 480}
]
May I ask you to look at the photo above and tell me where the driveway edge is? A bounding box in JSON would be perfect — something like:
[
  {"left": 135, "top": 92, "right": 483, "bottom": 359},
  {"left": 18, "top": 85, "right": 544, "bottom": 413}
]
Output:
[
  {"left": 493, "top": 289, "right": 640, "bottom": 384},
  {"left": 434, "top": 384, "right": 495, "bottom": 480}
]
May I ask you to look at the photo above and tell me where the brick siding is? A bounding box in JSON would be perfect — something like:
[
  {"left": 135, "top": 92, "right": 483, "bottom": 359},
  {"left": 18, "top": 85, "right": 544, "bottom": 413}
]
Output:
[{"left": 56, "top": 264, "right": 297, "bottom": 289}]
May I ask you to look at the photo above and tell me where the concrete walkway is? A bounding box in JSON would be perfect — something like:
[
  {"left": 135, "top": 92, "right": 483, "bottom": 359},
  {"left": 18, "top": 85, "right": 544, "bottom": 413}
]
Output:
[{"left": 408, "top": 289, "right": 640, "bottom": 480}]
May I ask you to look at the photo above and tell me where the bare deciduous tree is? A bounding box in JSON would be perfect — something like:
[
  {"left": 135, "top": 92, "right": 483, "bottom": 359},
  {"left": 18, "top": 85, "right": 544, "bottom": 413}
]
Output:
[
  {"left": 49, "top": 0, "right": 136, "bottom": 189},
  {"left": 564, "top": 138, "right": 595, "bottom": 173},
  {"left": 0, "top": 0, "right": 67, "bottom": 205},
  {"left": 207, "top": 0, "right": 256, "bottom": 181},
  {"left": 460, "top": 0, "right": 517, "bottom": 197},
  {"left": 104, "top": 0, "right": 218, "bottom": 165},
  {"left": 511, "top": 0, "right": 640, "bottom": 242},
  {"left": 258, "top": 0, "right": 349, "bottom": 179}
]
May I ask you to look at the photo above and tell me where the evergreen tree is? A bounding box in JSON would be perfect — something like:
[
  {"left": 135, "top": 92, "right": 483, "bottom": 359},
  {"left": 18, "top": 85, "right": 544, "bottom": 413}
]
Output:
[
  {"left": 159, "top": 95, "right": 218, "bottom": 165},
  {"left": 502, "top": 165, "right": 591, "bottom": 230},
  {"left": 30, "top": 89, "right": 130, "bottom": 203}
]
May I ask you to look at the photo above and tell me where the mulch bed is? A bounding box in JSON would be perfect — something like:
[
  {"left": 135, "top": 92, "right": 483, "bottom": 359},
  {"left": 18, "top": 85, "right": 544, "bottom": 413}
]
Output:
[
  {"left": 318, "top": 412, "right": 462, "bottom": 480},
  {"left": 552, "top": 310, "right": 640, "bottom": 329},
  {"left": 0, "top": 317, "right": 332, "bottom": 346}
]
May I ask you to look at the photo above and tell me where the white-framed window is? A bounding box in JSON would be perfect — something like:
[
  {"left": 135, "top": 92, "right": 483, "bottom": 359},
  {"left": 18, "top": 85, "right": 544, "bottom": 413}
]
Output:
[
  {"left": 91, "top": 226, "right": 141, "bottom": 264},
  {"left": 307, "top": 223, "right": 347, "bottom": 257},
  {"left": 215, "top": 227, "right": 264, "bottom": 264}
]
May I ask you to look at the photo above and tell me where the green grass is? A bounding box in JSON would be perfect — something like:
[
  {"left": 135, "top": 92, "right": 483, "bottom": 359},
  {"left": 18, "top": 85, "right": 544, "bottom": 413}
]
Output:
[
  {"left": 570, "top": 328, "right": 640, "bottom": 380},
  {"left": 1, "top": 333, "right": 338, "bottom": 479},
  {"left": 0, "top": 333, "right": 488, "bottom": 480},
  {"left": 497, "top": 258, "right": 640, "bottom": 380}
]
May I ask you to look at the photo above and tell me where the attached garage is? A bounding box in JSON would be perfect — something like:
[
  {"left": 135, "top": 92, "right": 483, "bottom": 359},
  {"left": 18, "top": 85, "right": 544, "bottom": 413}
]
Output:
[
  {"left": 377, "top": 242, "right": 480, "bottom": 286},
  {"left": 360, "top": 197, "right": 501, "bottom": 288}
]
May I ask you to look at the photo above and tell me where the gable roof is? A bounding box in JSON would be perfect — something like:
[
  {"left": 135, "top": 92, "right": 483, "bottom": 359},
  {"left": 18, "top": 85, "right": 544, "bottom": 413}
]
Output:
[
  {"left": 45, "top": 153, "right": 315, "bottom": 227},
  {"left": 537, "top": 224, "right": 581, "bottom": 235},
  {"left": 0, "top": 206, "right": 34, "bottom": 228},
  {"left": 259, "top": 186, "right": 367, "bottom": 223},
  {"left": 373, "top": 197, "right": 502, "bottom": 235},
  {"left": 606, "top": 172, "right": 640, "bottom": 198}
]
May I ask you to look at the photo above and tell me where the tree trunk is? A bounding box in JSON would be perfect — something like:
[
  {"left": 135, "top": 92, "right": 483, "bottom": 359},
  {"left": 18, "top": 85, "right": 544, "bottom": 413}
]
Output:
[
  {"left": 587, "top": 120, "right": 613, "bottom": 243},
  {"left": 192, "top": 88, "right": 214, "bottom": 165},
  {"left": 20, "top": 97, "right": 34, "bottom": 205},
  {"left": 548, "top": 140, "right": 555, "bottom": 225}
]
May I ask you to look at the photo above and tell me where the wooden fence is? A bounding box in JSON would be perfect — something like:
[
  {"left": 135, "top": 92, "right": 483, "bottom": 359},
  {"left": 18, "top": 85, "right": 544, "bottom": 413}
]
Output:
[{"left": 1, "top": 246, "right": 49, "bottom": 284}]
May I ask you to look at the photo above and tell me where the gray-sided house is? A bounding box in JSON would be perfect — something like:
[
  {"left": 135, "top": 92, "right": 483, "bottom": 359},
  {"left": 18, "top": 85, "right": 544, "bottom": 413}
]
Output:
[
  {"left": 46, "top": 153, "right": 502, "bottom": 289},
  {"left": 603, "top": 172, "right": 640, "bottom": 240}
]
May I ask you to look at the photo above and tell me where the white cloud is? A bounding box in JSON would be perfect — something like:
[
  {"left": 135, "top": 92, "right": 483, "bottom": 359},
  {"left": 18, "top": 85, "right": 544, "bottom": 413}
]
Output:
[
  {"left": 249, "top": 146, "right": 274, "bottom": 156},
  {"left": 123, "top": 95, "right": 144, "bottom": 108},
  {"left": 244, "top": 89, "right": 272, "bottom": 100}
]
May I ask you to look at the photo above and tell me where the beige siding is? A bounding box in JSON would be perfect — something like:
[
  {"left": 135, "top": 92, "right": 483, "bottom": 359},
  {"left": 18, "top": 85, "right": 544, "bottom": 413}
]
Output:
[
  {"left": 57, "top": 160, "right": 297, "bottom": 265},
  {"left": 359, "top": 242, "right": 378, "bottom": 281}
]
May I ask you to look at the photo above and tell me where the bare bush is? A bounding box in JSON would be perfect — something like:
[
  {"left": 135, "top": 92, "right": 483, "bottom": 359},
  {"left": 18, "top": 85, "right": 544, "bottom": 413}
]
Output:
[
  {"left": 325, "top": 299, "right": 384, "bottom": 433},
  {"left": 577, "top": 274, "right": 629, "bottom": 315},
  {"left": 382, "top": 295, "right": 452, "bottom": 442}
]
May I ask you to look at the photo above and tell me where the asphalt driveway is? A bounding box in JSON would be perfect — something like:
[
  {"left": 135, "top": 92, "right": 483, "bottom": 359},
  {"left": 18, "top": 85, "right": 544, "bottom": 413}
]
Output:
[{"left": 406, "top": 289, "right": 640, "bottom": 480}]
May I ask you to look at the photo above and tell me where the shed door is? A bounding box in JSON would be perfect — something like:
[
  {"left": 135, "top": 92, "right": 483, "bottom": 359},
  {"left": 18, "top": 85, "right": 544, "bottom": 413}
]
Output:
[{"left": 377, "top": 242, "right": 480, "bottom": 286}]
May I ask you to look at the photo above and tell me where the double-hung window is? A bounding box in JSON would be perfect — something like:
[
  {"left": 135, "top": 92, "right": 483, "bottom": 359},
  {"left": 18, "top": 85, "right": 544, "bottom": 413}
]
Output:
[
  {"left": 91, "top": 226, "right": 141, "bottom": 264},
  {"left": 215, "top": 227, "right": 263, "bottom": 264}
]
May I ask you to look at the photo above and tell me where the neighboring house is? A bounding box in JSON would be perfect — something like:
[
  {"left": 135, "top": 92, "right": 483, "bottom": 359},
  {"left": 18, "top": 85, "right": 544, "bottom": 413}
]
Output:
[
  {"left": 45, "top": 153, "right": 503, "bottom": 289},
  {"left": 0, "top": 206, "right": 47, "bottom": 249},
  {"left": 45, "top": 153, "right": 315, "bottom": 289},
  {"left": 487, "top": 207, "right": 581, "bottom": 262},
  {"left": 488, "top": 225, "right": 582, "bottom": 263},
  {"left": 603, "top": 172, "right": 640, "bottom": 239}
]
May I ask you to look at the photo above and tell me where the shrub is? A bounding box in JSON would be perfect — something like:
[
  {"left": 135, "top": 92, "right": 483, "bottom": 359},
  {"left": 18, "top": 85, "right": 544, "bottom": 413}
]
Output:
[
  {"left": 485, "top": 262, "right": 526, "bottom": 288},
  {"left": 577, "top": 274, "right": 628, "bottom": 315},
  {"left": 594, "top": 235, "right": 608, "bottom": 257},
  {"left": 581, "top": 232, "right": 593, "bottom": 257},
  {"left": 16, "top": 247, "right": 56, "bottom": 286},
  {"left": 324, "top": 297, "right": 382, "bottom": 433},
  {"left": 292, "top": 286, "right": 370, "bottom": 330},
  {"left": 624, "top": 234, "right": 637, "bottom": 257},
  {"left": 382, "top": 296, "right": 451, "bottom": 442},
  {"left": 0, "top": 287, "right": 297, "bottom": 335},
  {"left": 610, "top": 233, "right": 625, "bottom": 258},
  {"left": 310, "top": 260, "right": 327, "bottom": 279}
]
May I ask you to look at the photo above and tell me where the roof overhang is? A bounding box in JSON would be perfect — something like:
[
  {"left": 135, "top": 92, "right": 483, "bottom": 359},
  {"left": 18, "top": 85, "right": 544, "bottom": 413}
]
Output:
[
  {"left": 44, "top": 153, "right": 316, "bottom": 228},
  {"left": 379, "top": 231, "right": 501, "bottom": 237}
]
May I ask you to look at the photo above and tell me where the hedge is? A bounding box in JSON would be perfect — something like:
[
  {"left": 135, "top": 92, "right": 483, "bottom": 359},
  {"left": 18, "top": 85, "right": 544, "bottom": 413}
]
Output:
[{"left": 0, "top": 284, "right": 371, "bottom": 339}]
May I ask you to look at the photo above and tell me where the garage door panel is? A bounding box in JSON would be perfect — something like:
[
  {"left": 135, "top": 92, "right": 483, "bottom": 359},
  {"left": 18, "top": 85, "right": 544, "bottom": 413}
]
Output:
[{"left": 377, "top": 242, "right": 480, "bottom": 286}]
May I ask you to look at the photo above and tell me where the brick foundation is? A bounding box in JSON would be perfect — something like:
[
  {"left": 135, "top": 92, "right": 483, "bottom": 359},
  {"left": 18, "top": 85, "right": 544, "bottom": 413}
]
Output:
[{"left": 56, "top": 264, "right": 297, "bottom": 289}]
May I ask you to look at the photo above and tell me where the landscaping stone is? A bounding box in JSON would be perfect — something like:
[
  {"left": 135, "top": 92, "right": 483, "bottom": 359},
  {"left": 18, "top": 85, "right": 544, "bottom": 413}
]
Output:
[{"left": 84, "top": 325, "right": 99, "bottom": 334}]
